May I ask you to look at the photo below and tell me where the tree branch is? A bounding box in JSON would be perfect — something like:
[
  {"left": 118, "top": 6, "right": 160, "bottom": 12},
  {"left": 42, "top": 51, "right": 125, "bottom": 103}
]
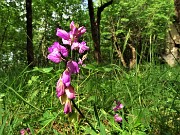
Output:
[{"left": 97, "top": 0, "right": 113, "bottom": 25}]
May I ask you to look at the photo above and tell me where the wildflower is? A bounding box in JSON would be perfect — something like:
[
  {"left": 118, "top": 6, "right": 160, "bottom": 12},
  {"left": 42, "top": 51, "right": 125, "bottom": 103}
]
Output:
[
  {"left": 67, "top": 60, "right": 79, "bottom": 74},
  {"left": 47, "top": 42, "right": 68, "bottom": 63},
  {"left": 70, "top": 21, "right": 86, "bottom": 38},
  {"left": 78, "top": 41, "right": 89, "bottom": 54},
  {"left": 47, "top": 49, "right": 62, "bottom": 63},
  {"left": 65, "top": 85, "right": 75, "bottom": 99},
  {"left": 114, "top": 114, "right": 122, "bottom": 123},
  {"left": 62, "top": 69, "right": 71, "bottom": 87},
  {"left": 71, "top": 41, "right": 89, "bottom": 54},
  {"left": 64, "top": 99, "right": 72, "bottom": 114},
  {"left": 57, "top": 21, "right": 86, "bottom": 46},
  {"left": 113, "top": 101, "right": 123, "bottom": 112},
  {"left": 20, "top": 129, "right": 26, "bottom": 135},
  {"left": 20, "top": 128, "right": 30, "bottom": 135},
  {"left": 56, "top": 78, "right": 65, "bottom": 98}
]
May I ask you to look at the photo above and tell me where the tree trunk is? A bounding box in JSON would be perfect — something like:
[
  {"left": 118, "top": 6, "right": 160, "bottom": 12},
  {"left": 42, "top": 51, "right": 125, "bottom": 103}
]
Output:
[
  {"left": 88, "top": 0, "right": 113, "bottom": 63},
  {"left": 174, "top": 0, "right": 180, "bottom": 23},
  {"left": 26, "top": 0, "right": 34, "bottom": 68}
]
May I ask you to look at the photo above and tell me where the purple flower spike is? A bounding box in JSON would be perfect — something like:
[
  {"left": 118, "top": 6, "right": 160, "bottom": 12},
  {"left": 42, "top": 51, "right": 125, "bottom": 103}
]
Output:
[
  {"left": 114, "top": 114, "right": 122, "bottom": 123},
  {"left": 65, "top": 85, "right": 75, "bottom": 99},
  {"left": 62, "top": 69, "right": 71, "bottom": 87},
  {"left": 56, "top": 28, "right": 70, "bottom": 40},
  {"left": 56, "top": 79, "right": 65, "bottom": 97},
  {"left": 67, "top": 60, "right": 79, "bottom": 74},
  {"left": 64, "top": 100, "right": 72, "bottom": 114},
  {"left": 47, "top": 49, "right": 61, "bottom": 63}
]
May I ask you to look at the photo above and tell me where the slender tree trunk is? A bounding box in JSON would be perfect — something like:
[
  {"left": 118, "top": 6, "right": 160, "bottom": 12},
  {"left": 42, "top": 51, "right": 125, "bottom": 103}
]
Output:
[
  {"left": 174, "top": 0, "right": 180, "bottom": 23},
  {"left": 88, "top": 0, "right": 113, "bottom": 63},
  {"left": 26, "top": 0, "right": 34, "bottom": 68}
]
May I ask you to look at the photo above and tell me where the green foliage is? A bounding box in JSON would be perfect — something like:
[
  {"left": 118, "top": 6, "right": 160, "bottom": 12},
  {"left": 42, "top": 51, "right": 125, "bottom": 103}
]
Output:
[
  {"left": 0, "top": 0, "right": 179, "bottom": 134},
  {"left": 101, "top": 0, "right": 175, "bottom": 63},
  {"left": 0, "top": 62, "right": 180, "bottom": 134}
]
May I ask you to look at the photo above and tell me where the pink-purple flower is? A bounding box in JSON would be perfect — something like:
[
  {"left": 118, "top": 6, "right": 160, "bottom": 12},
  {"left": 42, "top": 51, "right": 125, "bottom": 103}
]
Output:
[
  {"left": 20, "top": 128, "right": 30, "bottom": 135},
  {"left": 47, "top": 49, "right": 62, "bottom": 63},
  {"left": 113, "top": 101, "right": 123, "bottom": 112},
  {"left": 67, "top": 60, "right": 79, "bottom": 74},
  {"left": 71, "top": 41, "right": 89, "bottom": 54},
  {"left": 48, "top": 21, "right": 88, "bottom": 114},
  {"left": 56, "top": 21, "right": 86, "bottom": 46},
  {"left": 47, "top": 42, "right": 68, "bottom": 63},
  {"left": 62, "top": 70, "right": 71, "bottom": 87},
  {"left": 114, "top": 114, "right": 122, "bottom": 123}
]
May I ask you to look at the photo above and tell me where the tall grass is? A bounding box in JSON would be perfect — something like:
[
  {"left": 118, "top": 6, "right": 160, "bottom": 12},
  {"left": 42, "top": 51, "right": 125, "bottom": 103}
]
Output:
[{"left": 0, "top": 63, "right": 179, "bottom": 134}]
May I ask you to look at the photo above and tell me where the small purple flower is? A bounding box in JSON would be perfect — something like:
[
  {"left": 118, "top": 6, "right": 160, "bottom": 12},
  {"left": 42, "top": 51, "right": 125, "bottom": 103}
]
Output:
[
  {"left": 65, "top": 85, "right": 75, "bottom": 99},
  {"left": 78, "top": 41, "right": 89, "bottom": 54},
  {"left": 67, "top": 60, "right": 79, "bottom": 74},
  {"left": 70, "top": 21, "right": 86, "bottom": 38},
  {"left": 113, "top": 101, "right": 123, "bottom": 112},
  {"left": 47, "top": 42, "right": 68, "bottom": 63},
  {"left": 71, "top": 41, "right": 89, "bottom": 54},
  {"left": 56, "top": 78, "right": 65, "bottom": 97},
  {"left": 20, "top": 129, "right": 26, "bottom": 135},
  {"left": 47, "top": 49, "right": 62, "bottom": 63},
  {"left": 114, "top": 114, "right": 122, "bottom": 123},
  {"left": 62, "top": 69, "right": 71, "bottom": 87},
  {"left": 48, "top": 42, "right": 61, "bottom": 53},
  {"left": 64, "top": 100, "right": 72, "bottom": 114},
  {"left": 20, "top": 128, "right": 30, "bottom": 135},
  {"left": 71, "top": 42, "right": 79, "bottom": 50}
]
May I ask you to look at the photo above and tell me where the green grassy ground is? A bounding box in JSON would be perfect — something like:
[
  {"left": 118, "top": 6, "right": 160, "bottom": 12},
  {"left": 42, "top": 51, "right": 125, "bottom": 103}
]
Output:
[{"left": 0, "top": 63, "right": 180, "bottom": 135}]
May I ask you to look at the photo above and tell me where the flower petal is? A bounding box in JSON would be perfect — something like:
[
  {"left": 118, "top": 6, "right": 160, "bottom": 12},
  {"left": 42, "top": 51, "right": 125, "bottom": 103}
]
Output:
[
  {"left": 59, "top": 45, "right": 68, "bottom": 57},
  {"left": 62, "top": 69, "right": 71, "bottom": 86},
  {"left": 65, "top": 85, "right": 75, "bottom": 99},
  {"left": 56, "top": 28, "right": 70, "bottom": 40},
  {"left": 79, "top": 41, "right": 89, "bottom": 54},
  {"left": 114, "top": 114, "right": 122, "bottom": 122},
  {"left": 56, "top": 78, "right": 65, "bottom": 97},
  {"left": 47, "top": 50, "right": 61, "bottom": 63},
  {"left": 67, "top": 60, "right": 79, "bottom": 74}
]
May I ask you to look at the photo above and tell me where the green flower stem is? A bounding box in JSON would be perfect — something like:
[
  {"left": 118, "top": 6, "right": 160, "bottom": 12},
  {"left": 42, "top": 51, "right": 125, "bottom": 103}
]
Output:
[{"left": 71, "top": 99, "right": 98, "bottom": 134}]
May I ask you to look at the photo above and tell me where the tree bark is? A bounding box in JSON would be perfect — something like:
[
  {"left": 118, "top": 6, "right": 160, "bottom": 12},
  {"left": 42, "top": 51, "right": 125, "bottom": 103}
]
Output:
[
  {"left": 88, "top": 0, "right": 113, "bottom": 63},
  {"left": 174, "top": 0, "right": 180, "bottom": 23},
  {"left": 26, "top": 0, "right": 34, "bottom": 68}
]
